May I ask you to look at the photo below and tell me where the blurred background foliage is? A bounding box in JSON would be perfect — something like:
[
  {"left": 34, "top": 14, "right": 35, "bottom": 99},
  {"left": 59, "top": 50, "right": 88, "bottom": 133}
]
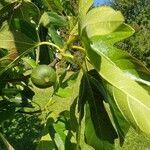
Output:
[{"left": 111, "top": 0, "right": 150, "bottom": 67}]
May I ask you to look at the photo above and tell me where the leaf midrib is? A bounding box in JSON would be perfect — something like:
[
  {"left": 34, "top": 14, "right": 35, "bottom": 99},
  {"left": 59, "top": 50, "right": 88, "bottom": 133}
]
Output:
[{"left": 90, "top": 44, "right": 150, "bottom": 109}]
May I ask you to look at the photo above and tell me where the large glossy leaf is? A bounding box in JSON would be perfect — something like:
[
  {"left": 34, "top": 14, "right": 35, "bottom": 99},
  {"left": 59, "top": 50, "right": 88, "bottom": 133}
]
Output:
[
  {"left": 84, "top": 37, "right": 150, "bottom": 133},
  {"left": 81, "top": 8, "right": 150, "bottom": 133},
  {"left": 78, "top": 72, "right": 118, "bottom": 150},
  {"left": 81, "top": 6, "right": 124, "bottom": 37}
]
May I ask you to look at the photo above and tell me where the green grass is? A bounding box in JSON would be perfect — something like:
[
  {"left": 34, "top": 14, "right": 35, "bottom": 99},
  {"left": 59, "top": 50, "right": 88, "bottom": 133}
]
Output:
[{"left": 1, "top": 87, "right": 150, "bottom": 150}]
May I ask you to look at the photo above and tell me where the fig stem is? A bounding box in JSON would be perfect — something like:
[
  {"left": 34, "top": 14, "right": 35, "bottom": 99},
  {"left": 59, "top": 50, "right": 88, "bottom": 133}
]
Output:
[
  {"left": 71, "top": 45, "right": 85, "bottom": 52},
  {"left": 39, "top": 42, "right": 62, "bottom": 52}
]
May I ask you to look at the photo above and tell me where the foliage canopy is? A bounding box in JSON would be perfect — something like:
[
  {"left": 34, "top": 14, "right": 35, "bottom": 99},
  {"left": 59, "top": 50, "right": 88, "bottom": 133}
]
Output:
[{"left": 0, "top": 0, "right": 149, "bottom": 149}]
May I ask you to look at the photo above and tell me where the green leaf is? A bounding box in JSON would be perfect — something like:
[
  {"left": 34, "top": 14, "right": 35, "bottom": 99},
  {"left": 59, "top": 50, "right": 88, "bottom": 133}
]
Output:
[
  {"left": 0, "top": 2, "right": 17, "bottom": 25},
  {"left": 49, "top": 121, "right": 65, "bottom": 150},
  {"left": 82, "top": 22, "right": 150, "bottom": 134},
  {"left": 37, "top": 134, "right": 55, "bottom": 150},
  {"left": 11, "top": 1, "right": 40, "bottom": 24},
  {"left": 70, "top": 97, "right": 78, "bottom": 132},
  {"left": 48, "top": 112, "right": 76, "bottom": 150},
  {"left": 105, "top": 85, "right": 130, "bottom": 146},
  {"left": 79, "top": 0, "right": 93, "bottom": 17},
  {"left": 48, "top": 25, "right": 64, "bottom": 48},
  {"left": 43, "top": 0, "right": 63, "bottom": 12},
  {"left": 0, "top": 20, "right": 39, "bottom": 74},
  {"left": 56, "top": 72, "right": 80, "bottom": 98},
  {"left": 0, "top": 1, "right": 40, "bottom": 25},
  {"left": 39, "top": 12, "right": 67, "bottom": 27},
  {"left": 81, "top": 6, "right": 124, "bottom": 37},
  {"left": 86, "top": 72, "right": 118, "bottom": 140},
  {"left": 91, "top": 34, "right": 150, "bottom": 85},
  {"left": 79, "top": 0, "right": 93, "bottom": 34},
  {"left": 96, "top": 23, "right": 134, "bottom": 44},
  {"left": 37, "top": 118, "right": 55, "bottom": 150},
  {"left": 85, "top": 104, "right": 115, "bottom": 150},
  {"left": 79, "top": 69, "right": 129, "bottom": 146},
  {"left": 22, "top": 57, "right": 36, "bottom": 68},
  {"left": 0, "top": 20, "right": 39, "bottom": 53},
  {"left": 78, "top": 73, "right": 88, "bottom": 121},
  {"left": 110, "top": 99, "right": 130, "bottom": 146},
  {"left": 79, "top": 72, "right": 118, "bottom": 149}
]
